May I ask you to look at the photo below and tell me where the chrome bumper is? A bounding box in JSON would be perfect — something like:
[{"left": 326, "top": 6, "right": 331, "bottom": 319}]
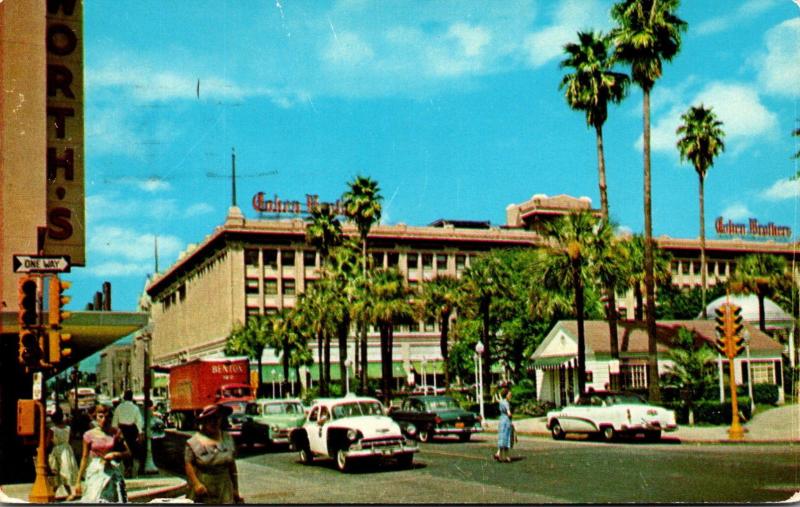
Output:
[
  {"left": 344, "top": 440, "right": 419, "bottom": 459},
  {"left": 433, "top": 426, "right": 483, "bottom": 435}
]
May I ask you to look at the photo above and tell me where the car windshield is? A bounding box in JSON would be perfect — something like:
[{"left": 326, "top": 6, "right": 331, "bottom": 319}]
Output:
[
  {"left": 425, "top": 398, "right": 459, "bottom": 410},
  {"left": 331, "top": 401, "right": 384, "bottom": 419},
  {"left": 606, "top": 394, "right": 646, "bottom": 405},
  {"left": 224, "top": 402, "right": 248, "bottom": 414},
  {"left": 264, "top": 402, "right": 304, "bottom": 415}
]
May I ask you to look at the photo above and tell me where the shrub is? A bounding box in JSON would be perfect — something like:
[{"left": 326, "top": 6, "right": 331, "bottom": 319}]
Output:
[
  {"left": 692, "top": 399, "right": 752, "bottom": 425},
  {"left": 752, "top": 383, "right": 780, "bottom": 405},
  {"left": 517, "top": 399, "right": 555, "bottom": 417},
  {"left": 510, "top": 379, "right": 538, "bottom": 407}
]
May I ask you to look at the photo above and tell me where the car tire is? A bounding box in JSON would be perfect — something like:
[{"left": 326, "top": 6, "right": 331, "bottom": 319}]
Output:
[
  {"left": 397, "top": 453, "right": 413, "bottom": 469},
  {"left": 418, "top": 429, "right": 431, "bottom": 443},
  {"left": 644, "top": 430, "right": 661, "bottom": 442},
  {"left": 601, "top": 426, "right": 616, "bottom": 442},
  {"left": 299, "top": 446, "right": 313, "bottom": 465},
  {"left": 459, "top": 433, "right": 471, "bottom": 442},
  {"left": 550, "top": 420, "right": 566, "bottom": 440},
  {"left": 335, "top": 449, "right": 349, "bottom": 472}
]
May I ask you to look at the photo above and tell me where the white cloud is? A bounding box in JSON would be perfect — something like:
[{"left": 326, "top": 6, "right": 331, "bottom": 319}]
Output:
[
  {"left": 448, "top": 23, "right": 491, "bottom": 57},
  {"left": 645, "top": 82, "right": 778, "bottom": 155},
  {"left": 762, "top": 177, "right": 800, "bottom": 200},
  {"left": 696, "top": 0, "right": 779, "bottom": 35},
  {"left": 322, "top": 31, "right": 375, "bottom": 66},
  {"left": 757, "top": 18, "right": 800, "bottom": 98},
  {"left": 720, "top": 203, "right": 753, "bottom": 220},
  {"left": 88, "top": 261, "right": 153, "bottom": 278},
  {"left": 88, "top": 226, "right": 183, "bottom": 263},
  {"left": 523, "top": 0, "right": 612, "bottom": 68},
  {"left": 185, "top": 203, "right": 215, "bottom": 218}
]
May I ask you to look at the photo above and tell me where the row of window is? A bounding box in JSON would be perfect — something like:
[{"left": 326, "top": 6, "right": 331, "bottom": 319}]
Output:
[
  {"left": 671, "top": 259, "right": 736, "bottom": 277},
  {"left": 244, "top": 248, "right": 470, "bottom": 274}
]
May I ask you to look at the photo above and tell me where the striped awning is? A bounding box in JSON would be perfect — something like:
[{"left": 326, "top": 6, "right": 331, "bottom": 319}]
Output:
[{"left": 533, "top": 355, "right": 577, "bottom": 370}]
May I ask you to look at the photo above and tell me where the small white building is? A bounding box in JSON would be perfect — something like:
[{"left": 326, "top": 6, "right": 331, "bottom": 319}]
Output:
[{"left": 532, "top": 320, "right": 785, "bottom": 407}]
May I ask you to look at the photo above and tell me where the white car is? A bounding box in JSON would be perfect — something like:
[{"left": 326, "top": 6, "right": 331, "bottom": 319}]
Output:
[
  {"left": 290, "top": 395, "right": 419, "bottom": 472},
  {"left": 546, "top": 391, "right": 678, "bottom": 442}
]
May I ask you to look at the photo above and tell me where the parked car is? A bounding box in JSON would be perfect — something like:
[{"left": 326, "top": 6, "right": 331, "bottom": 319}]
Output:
[
  {"left": 241, "top": 398, "right": 306, "bottom": 448},
  {"left": 290, "top": 395, "right": 419, "bottom": 472},
  {"left": 546, "top": 391, "right": 678, "bottom": 442},
  {"left": 389, "top": 395, "right": 482, "bottom": 442}
]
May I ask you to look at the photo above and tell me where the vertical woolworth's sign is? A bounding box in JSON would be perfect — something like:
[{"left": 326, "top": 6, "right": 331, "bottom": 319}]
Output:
[{"left": 44, "top": 0, "right": 85, "bottom": 266}]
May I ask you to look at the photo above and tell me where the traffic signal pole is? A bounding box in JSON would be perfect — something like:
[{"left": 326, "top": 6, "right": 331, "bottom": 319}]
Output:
[{"left": 714, "top": 297, "right": 746, "bottom": 441}]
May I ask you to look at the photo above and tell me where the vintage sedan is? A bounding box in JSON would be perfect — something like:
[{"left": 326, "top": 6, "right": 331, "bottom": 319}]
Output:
[
  {"left": 220, "top": 400, "right": 250, "bottom": 442},
  {"left": 546, "top": 391, "right": 678, "bottom": 442},
  {"left": 390, "top": 395, "right": 482, "bottom": 442},
  {"left": 290, "top": 395, "right": 419, "bottom": 472},
  {"left": 240, "top": 398, "right": 306, "bottom": 448}
]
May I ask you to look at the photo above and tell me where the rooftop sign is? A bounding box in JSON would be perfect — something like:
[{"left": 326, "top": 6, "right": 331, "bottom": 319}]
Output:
[
  {"left": 715, "top": 217, "right": 792, "bottom": 241},
  {"left": 252, "top": 192, "right": 346, "bottom": 216}
]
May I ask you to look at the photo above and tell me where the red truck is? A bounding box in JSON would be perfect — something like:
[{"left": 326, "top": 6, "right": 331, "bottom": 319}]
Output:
[{"left": 167, "top": 357, "right": 254, "bottom": 430}]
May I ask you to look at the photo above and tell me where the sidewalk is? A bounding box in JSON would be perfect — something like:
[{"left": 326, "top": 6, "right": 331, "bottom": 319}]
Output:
[
  {"left": 483, "top": 403, "right": 800, "bottom": 443},
  {"left": 0, "top": 470, "right": 187, "bottom": 504}
]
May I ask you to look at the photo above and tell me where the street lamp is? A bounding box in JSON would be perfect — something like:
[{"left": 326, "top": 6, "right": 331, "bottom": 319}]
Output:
[
  {"left": 744, "top": 329, "right": 755, "bottom": 415},
  {"left": 139, "top": 330, "right": 158, "bottom": 474},
  {"left": 344, "top": 358, "right": 353, "bottom": 395},
  {"left": 271, "top": 370, "right": 277, "bottom": 399},
  {"left": 475, "top": 341, "right": 485, "bottom": 422},
  {"left": 421, "top": 357, "right": 427, "bottom": 393}
]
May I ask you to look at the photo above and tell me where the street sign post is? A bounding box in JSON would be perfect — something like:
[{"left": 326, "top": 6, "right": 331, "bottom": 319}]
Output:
[{"left": 13, "top": 255, "right": 71, "bottom": 273}]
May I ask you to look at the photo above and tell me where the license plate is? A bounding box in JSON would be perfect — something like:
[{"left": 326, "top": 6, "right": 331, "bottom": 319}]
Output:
[{"left": 455, "top": 422, "right": 464, "bottom": 429}]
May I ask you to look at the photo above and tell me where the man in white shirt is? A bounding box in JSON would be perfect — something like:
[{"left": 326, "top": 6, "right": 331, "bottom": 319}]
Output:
[{"left": 112, "top": 390, "right": 143, "bottom": 477}]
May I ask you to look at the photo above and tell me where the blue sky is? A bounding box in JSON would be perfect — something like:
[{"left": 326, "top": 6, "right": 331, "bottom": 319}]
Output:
[{"left": 74, "top": 0, "right": 800, "bottom": 323}]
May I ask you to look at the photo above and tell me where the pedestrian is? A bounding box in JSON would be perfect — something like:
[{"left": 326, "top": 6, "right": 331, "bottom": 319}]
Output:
[
  {"left": 47, "top": 408, "right": 79, "bottom": 498},
  {"left": 493, "top": 386, "right": 513, "bottom": 463},
  {"left": 72, "top": 403, "right": 130, "bottom": 502},
  {"left": 112, "top": 390, "right": 144, "bottom": 478},
  {"left": 184, "top": 404, "right": 243, "bottom": 504}
]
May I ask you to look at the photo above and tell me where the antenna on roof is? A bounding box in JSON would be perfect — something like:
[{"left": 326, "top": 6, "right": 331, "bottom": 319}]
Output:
[{"left": 231, "top": 147, "right": 237, "bottom": 208}]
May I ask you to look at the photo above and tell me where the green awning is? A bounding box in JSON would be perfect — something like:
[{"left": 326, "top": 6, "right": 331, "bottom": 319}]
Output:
[
  {"left": 533, "top": 355, "right": 576, "bottom": 369},
  {"left": 258, "top": 361, "right": 414, "bottom": 381},
  {"left": 410, "top": 360, "right": 444, "bottom": 374}
]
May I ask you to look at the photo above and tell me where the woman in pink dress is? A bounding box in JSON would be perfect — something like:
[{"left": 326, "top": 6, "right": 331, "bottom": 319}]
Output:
[{"left": 72, "top": 404, "right": 131, "bottom": 502}]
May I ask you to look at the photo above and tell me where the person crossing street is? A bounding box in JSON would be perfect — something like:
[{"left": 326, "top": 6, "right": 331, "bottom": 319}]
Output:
[{"left": 112, "top": 390, "right": 144, "bottom": 478}]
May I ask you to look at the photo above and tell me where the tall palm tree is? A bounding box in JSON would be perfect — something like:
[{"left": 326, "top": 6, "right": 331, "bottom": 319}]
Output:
[
  {"left": 296, "top": 281, "right": 337, "bottom": 396},
  {"left": 224, "top": 315, "right": 273, "bottom": 397},
  {"left": 369, "top": 268, "right": 413, "bottom": 405},
  {"left": 536, "top": 211, "right": 606, "bottom": 394},
  {"left": 460, "top": 253, "right": 509, "bottom": 399},
  {"left": 560, "top": 30, "right": 629, "bottom": 220},
  {"left": 416, "top": 275, "right": 461, "bottom": 390},
  {"left": 342, "top": 176, "right": 383, "bottom": 391},
  {"left": 728, "top": 254, "right": 790, "bottom": 332},
  {"left": 592, "top": 224, "right": 631, "bottom": 358},
  {"left": 676, "top": 104, "right": 726, "bottom": 319},
  {"left": 270, "top": 308, "right": 301, "bottom": 396},
  {"left": 323, "top": 242, "right": 361, "bottom": 389},
  {"left": 561, "top": 31, "right": 629, "bottom": 360},
  {"left": 306, "top": 203, "right": 343, "bottom": 264},
  {"left": 612, "top": 0, "right": 687, "bottom": 402}
]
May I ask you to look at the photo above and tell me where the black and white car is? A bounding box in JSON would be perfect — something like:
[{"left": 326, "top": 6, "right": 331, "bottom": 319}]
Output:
[
  {"left": 290, "top": 395, "right": 419, "bottom": 472},
  {"left": 546, "top": 391, "right": 678, "bottom": 442}
]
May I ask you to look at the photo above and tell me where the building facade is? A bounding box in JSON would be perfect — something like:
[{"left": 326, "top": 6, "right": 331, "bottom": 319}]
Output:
[
  {"left": 96, "top": 343, "right": 132, "bottom": 398},
  {"left": 145, "top": 194, "right": 798, "bottom": 391}
]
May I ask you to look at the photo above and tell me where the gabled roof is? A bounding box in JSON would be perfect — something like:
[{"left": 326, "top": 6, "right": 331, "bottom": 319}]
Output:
[{"left": 533, "top": 320, "right": 783, "bottom": 359}]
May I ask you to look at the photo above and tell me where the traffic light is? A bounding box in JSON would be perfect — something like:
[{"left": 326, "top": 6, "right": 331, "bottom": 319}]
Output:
[
  {"left": 48, "top": 329, "right": 72, "bottom": 365},
  {"left": 730, "top": 305, "right": 744, "bottom": 338},
  {"left": 18, "top": 276, "right": 38, "bottom": 328},
  {"left": 18, "top": 329, "right": 41, "bottom": 369},
  {"left": 47, "top": 277, "right": 72, "bottom": 365},
  {"left": 714, "top": 305, "right": 729, "bottom": 355},
  {"left": 48, "top": 277, "right": 72, "bottom": 327}
]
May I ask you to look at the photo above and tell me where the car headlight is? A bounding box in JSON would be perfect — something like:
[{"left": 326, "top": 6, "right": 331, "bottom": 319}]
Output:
[
  {"left": 405, "top": 423, "right": 417, "bottom": 436},
  {"left": 346, "top": 429, "right": 360, "bottom": 441},
  {"left": 271, "top": 425, "right": 280, "bottom": 432}
]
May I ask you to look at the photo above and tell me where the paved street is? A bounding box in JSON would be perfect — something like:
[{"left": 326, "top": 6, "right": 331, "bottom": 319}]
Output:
[{"left": 228, "top": 436, "right": 799, "bottom": 504}]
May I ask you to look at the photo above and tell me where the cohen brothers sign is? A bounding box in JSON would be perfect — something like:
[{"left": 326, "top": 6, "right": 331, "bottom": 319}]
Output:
[
  {"left": 252, "top": 192, "right": 346, "bottom": 215},
  {"left": 715, "top": 217, "right": 792, "bottom": 241}
]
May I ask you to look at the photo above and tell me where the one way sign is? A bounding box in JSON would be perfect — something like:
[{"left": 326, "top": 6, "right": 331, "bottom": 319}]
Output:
[{"left": 13, "top": 254, "right": 71, "bottom": 273}]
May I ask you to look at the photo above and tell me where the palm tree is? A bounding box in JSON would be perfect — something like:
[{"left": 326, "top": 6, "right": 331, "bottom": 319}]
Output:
[
  {"left": 728, "top": 254, "right": 790, "bottom": 332},
  {"left": 560, "top": 30, "right": 629, "bottom": 220},
  {"left": 306, "top": 203, "right": 343, "bottom": 264},
  {"left": 460, "top": 253, "right": 509, "bottom": 399},
  {"left": 416, "top": 275, "right": 461, "bottom": 389},
  {"left": 270, "top": 308, "right": 302, "bottom": 396},
  {"left": 224, "top": 315, "right": 273, "bottom": 397},
  {"left": 593, "top": 224, "right": 631, "bottom": 358},
  {"left": 536, "top": 211, "right": 606, "bottom": 394},
  {"left": 296, "top": 281, "right": 337, "bottom": 396},
  {"left": 676, "top": 104, "right": 726, "bottom": 319},
  {"left": 342, "top": 176, "right": 383, "bottom": 390},
  {"left": 369, "top": 268, "right": 413, "bottom": 405},
  {"left": 623, "top": 234, "right": 672, "bottom": 321},
  {"left": 323, "top": 242, "right": 361, "bottom": 389},
  {"left": 612, "top": 0, "right": 687, "bottom": 402}
]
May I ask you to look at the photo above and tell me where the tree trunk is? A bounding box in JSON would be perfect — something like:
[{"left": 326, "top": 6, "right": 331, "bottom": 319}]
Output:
[
  {"left": 324, "top": 332, "right": 331, "bottom": 395},
  {"left": 634, "top": 283, "right": 644, "bottom": 321},
  {"left": 282, "top": 338, "right": 290, "bottom": 397},
  {"left": 380, "top": 324, "right": 390, "bottom": 405},
  {"left": 643, "top": 87, "right": 661, "bottom": 403},
  {"left": 574, "top": 260, "right": 587, "bottom": 394},
  {"left": 440, "top": 311, "right": 451, "bottom": 389},
  {"left": 699, "top": 174, "right": 708, "bottom": 319},
  {"left": 607, "top": 290, "right": 620, "bottom": 359},
  {"left": 481, "top": 299, "right": 491, "bottom": 401},
  {"left": 595, "top": 124, "right": 609, "bottom": 220},
  {"left": 360, "top": 321, "right": 368, "bottom": 393},
  {"left": 317, "top": 330, "right": 325, "bottom": 396},
  {"left": 338, "top": 316, "right": 349, "bottom": 392},
  {"left": 758, "top": 292, "right": 766, "bottom": 333}
]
